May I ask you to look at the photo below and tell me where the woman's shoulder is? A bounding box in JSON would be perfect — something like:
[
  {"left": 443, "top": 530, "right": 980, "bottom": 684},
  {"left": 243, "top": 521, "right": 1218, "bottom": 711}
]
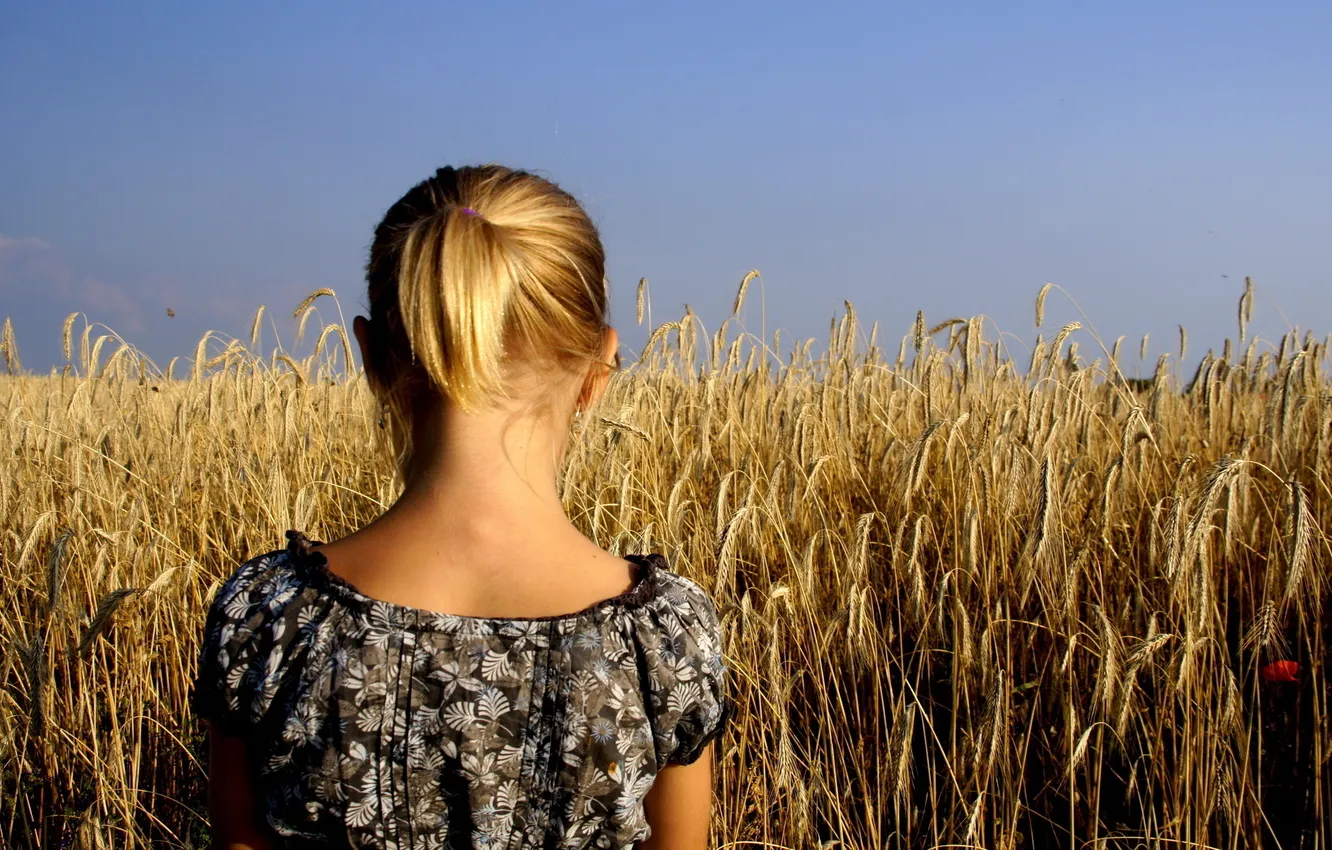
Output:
[
  {"left": 629, "top": 557, "right": 725, "bottom": 671},
  {"left": 621, "top": 558, "right": 729, "bottom": 767},
  {"left": 643, "top": 564, "right": 721, "bottom": 629},
  {"left": 192, "top": 537, "right": 324, "bottom": 732},
  {"left": 207, "top": 544, "right": 302, "bottom": 622}
]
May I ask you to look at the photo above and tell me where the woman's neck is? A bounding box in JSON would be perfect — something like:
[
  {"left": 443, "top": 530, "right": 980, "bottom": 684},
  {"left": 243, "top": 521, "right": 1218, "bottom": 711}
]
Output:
[{"left": 399, "top": 400, "right": 569, "bottom": 521}]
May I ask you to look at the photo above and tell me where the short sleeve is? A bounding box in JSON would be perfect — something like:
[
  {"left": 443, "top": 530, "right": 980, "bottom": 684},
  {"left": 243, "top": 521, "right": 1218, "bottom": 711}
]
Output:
[
  {"left": 190, "top": 552, "right": 294, "bottom": 736},
  {"left": 643, "top": 574, "right": 731, "bottom": 767}
]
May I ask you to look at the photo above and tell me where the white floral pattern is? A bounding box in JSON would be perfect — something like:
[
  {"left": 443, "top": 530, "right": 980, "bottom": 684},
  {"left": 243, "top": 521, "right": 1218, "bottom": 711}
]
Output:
[{"left": 192, "top": 533, "right": 728, "bottom": 849}]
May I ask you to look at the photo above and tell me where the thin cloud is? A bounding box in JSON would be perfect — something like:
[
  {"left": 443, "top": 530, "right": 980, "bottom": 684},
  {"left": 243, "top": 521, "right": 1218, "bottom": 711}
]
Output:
[
  {"left": 0, "top": 233, "right": 145, "bottom": 333},
  {"left": 0, "top": 234, "right": 52, "bottom": 252},
  {"left": 0, "top": 234, "right": 72, "bottom": 297}
]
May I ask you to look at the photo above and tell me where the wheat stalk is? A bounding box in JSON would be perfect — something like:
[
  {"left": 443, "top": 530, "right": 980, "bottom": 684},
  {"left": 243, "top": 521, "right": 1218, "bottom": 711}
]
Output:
[
  {"left": 1, "top": 292, "right": 1328, "bottom": 848},
  {"left": 1035, "top": 282, "right": 1054, "bottom": 329}
]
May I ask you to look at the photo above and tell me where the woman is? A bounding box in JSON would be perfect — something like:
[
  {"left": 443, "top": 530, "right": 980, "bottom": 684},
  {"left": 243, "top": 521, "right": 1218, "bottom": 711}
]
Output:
[{"left": 191, "top": 166, "right": 728, "bottom": 849}]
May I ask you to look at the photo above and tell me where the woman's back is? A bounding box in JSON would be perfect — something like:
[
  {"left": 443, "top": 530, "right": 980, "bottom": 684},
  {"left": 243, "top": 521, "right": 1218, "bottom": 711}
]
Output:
[{"left": 194, "top": 532, "right": 726, "bottom": 848}]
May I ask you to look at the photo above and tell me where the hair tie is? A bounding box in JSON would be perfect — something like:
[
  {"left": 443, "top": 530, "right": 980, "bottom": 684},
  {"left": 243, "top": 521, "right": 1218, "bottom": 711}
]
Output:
[{"left": 461, "top": 207, "right": 478, "bottom": 217}]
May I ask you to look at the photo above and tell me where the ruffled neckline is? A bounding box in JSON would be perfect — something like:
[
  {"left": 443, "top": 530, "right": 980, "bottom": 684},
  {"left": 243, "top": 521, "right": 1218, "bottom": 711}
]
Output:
[{"left": 282, "top": 529, "right": 667, "bottom": 628}]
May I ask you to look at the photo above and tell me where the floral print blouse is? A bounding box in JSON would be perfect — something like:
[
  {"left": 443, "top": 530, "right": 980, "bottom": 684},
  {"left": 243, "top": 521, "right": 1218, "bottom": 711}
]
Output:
[{"left": 191, "top": 532, "right": 729, "bottom": 849}]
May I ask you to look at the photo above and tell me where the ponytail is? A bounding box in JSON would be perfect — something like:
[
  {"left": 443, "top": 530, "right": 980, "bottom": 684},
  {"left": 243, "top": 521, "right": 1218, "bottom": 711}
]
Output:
[{"left": 398, "top": 205, "right": 516, "bottom": 410}]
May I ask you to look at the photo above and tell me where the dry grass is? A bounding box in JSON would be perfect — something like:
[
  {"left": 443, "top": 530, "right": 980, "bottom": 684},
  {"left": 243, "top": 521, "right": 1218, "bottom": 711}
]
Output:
[{"left": 2, "top": 283, "right": 1330, "bottom": 849}]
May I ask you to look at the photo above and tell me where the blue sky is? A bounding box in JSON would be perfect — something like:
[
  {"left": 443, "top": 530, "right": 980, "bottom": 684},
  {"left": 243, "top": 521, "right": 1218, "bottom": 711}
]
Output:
[{"left": 2, "top": 1, "right": 1330, "bottom": 373}]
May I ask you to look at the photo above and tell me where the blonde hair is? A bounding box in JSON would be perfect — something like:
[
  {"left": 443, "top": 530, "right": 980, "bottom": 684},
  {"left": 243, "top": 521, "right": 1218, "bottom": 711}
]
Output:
[{"left": 364, "top": 166, "right": 609, "bottom": 458}]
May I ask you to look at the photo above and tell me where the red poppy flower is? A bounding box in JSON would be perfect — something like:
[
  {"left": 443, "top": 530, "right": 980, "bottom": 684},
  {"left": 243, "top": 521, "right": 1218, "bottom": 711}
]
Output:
[{"left": 1261, "top": 660, "right": 1300, "bottom": 683}]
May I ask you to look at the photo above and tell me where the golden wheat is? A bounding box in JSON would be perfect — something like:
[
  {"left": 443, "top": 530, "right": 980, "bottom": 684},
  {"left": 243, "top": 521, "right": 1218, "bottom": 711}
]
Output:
[{"left": 2, "top": 285, "right": 1329, "bottom": 849}]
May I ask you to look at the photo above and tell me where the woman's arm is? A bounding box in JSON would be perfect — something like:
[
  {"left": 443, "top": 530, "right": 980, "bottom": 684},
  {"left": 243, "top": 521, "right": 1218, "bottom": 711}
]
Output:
[
  {"left": 640, "top": 745, "right": 714, "bottom": 850},
  {"left": 205, "top": 723, "right": 273, "bottom": 850}
]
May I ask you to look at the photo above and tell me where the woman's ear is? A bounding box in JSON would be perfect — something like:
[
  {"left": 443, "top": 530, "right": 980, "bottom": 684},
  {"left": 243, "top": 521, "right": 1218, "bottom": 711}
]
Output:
[
  {"left": 601, "top": 326, "right": 620, "bottom": 370},
  {"left": 353, "top": 316, "right": 371, "bottom": 370},
  {"left": 577, "top": 326, "right": 620, "bottom": 412},
  {"left": 590, "top": 326, "right": 619, "bottom": 405}
]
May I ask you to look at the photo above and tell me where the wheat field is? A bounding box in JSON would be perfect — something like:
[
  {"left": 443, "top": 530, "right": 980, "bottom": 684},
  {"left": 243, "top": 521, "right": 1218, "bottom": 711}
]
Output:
[{"left": 2, "top": 281, "right": 1330, "bottom": 849}]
